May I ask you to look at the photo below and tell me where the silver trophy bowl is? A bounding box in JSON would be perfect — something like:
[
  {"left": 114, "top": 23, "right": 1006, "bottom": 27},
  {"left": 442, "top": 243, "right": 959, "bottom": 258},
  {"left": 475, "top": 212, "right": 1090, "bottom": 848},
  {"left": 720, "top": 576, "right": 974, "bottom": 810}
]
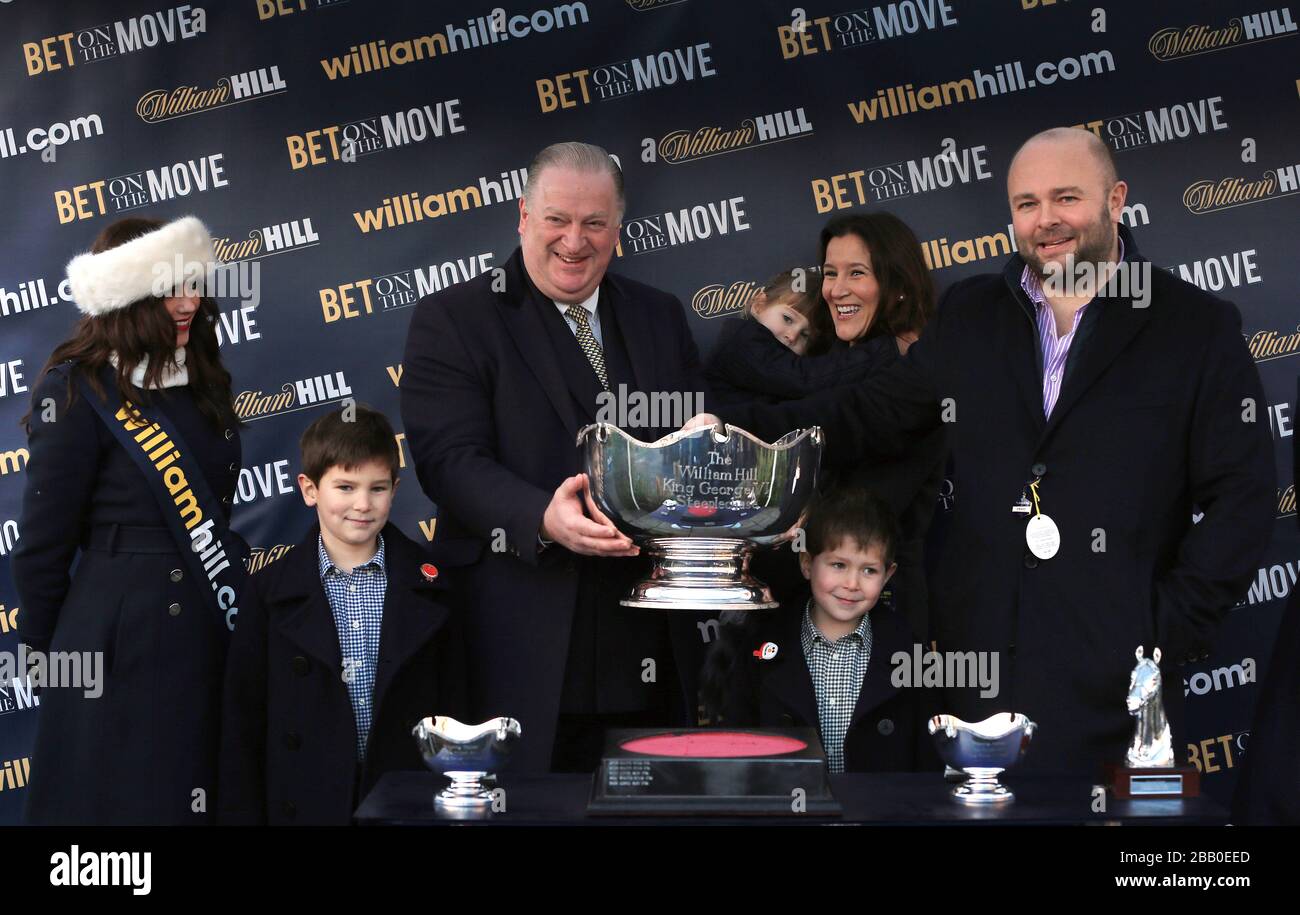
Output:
[
  {"left": 412, "top": 715, "right": 522, "bottom": 810},
  {"left": 578, "top": 422, "right": 823, "bottom": 610},
  {"left": 928, "top": 713, "right": 1037, "bottom": 805}
]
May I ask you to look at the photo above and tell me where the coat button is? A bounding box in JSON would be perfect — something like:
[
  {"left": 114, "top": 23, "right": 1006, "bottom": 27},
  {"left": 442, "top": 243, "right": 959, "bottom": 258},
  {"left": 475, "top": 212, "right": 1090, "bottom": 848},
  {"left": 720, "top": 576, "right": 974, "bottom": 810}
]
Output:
[
  {"left": 222, "top": 496, "right": 231, "bottom": 505},
  {"left": 780, "top": 713, "right": 795, "bottom": 726},
  {"left": 877, "top": 718, "right": 895, "bottom": 736},
  {"left": 291, "top": 656, "right": 309, "bottom": 676},
  {"left": 1008, "top": 643, "right": 1017, "bottom": 659},
  {"left": 285, "top": 731, "right": 302, "bottom": 751},
  {"left": 224, "top": 429, "right": 234, "bottom": 440},
  {"left": 282, "top": 800, "right": 296, "bottom": 819},
  {"left": 1023, "top": 554, "right": 1038, "bottom": 569},
  {"left": 1031, "top": 462, "right": 1047, "bottom": 477},
  {"left": 228, "top": 462, "right": 237, "bottom": 473},
  {"left": 168, "top": 602, "right": 182, "bottom": 616},
  {"left": 169, "top": 569, "right": 183, "bottom": 582}
]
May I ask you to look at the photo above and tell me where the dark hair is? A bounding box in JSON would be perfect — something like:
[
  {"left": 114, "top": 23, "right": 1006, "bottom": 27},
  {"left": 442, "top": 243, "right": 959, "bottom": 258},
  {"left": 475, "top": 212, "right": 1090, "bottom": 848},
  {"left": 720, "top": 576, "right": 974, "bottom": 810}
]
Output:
[
  {"left": 21, "top": 216, "right": 235, "bottom": 433},
  {"left": 299, "top": 403, "right": 400, "bottom": 484},
  {"left": 804, "top": 484, "right": 899, "bottom": 567},
  {"left": 818, "top": 212, "right": 935, "bottom": 344}
]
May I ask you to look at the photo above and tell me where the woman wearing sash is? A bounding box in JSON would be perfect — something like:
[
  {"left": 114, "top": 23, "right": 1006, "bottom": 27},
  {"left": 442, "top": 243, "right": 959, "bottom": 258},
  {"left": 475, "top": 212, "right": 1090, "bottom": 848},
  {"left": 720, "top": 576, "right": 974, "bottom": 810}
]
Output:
[{"left": 13, "top": 216, "right": 244, "bottom": 825}]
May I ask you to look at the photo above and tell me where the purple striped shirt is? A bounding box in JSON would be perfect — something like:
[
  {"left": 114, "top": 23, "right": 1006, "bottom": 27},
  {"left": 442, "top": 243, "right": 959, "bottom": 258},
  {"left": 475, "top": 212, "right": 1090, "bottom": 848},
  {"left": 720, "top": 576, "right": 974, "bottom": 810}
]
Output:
[{"left": 1020, "top": 239, "right": 1124, "bottom": 417}]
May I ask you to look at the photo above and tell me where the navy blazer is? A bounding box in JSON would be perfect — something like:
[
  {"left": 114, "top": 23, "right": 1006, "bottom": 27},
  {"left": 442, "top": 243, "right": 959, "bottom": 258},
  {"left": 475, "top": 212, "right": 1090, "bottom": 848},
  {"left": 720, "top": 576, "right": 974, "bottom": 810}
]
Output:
[
  {"left": 727, "top": 226, "right": 1276, "bottom": 773},
  {"left": 218, "top": 522, "right": 466, "bottom": 825},
  {"left": 400, "top": 246, "right": 711, "bottom": 770},
  {"left": 708, "top": 600, "right": 939, "bottom": 773}
]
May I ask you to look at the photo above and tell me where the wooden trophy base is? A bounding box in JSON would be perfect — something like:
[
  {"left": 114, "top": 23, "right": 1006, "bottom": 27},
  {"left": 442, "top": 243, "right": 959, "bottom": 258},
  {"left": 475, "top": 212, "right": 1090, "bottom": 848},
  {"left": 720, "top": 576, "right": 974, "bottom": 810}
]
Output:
[{"left": 1104, "top": 762, "right": 1200, "bottom": 799}]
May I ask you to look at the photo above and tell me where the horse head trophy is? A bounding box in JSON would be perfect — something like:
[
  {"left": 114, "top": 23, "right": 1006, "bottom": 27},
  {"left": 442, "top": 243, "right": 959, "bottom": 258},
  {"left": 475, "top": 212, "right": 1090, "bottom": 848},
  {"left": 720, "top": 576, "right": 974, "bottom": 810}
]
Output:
[{"left": 1125, "top": 646, "right": 1174, "bottom": 769}]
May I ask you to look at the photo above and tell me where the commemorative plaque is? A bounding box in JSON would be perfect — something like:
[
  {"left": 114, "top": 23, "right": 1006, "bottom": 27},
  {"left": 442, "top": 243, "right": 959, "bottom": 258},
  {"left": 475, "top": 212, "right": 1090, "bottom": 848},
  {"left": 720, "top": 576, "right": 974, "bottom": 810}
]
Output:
[{"left": 587, "top": 728, "right": 840, "bottom": 816}]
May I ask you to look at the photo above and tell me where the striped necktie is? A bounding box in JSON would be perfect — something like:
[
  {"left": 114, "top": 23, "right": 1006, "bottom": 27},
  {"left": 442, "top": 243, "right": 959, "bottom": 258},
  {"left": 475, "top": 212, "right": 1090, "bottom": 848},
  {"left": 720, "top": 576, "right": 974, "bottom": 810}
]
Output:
[{"left": 565, "top": 304, "right": 609, "bottom": 391}]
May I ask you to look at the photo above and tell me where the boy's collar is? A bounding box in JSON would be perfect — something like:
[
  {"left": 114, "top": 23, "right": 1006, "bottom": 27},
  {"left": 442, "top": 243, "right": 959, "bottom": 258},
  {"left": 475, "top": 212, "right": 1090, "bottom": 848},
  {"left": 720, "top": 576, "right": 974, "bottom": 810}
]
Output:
[
  {"left": 317, "top": 530, "right": 386, "bottom": 578},
  {"left": 801, "top": 597, "right": 872, "bottom": 647}
]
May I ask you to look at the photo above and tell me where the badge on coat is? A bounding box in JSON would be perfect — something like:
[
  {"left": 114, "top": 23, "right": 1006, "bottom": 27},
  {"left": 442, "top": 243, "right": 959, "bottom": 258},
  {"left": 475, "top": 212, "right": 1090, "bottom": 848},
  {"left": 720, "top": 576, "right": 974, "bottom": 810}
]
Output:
[
  {"left": 1025, "top": 514, "right": 1061, "bottom": 560},
  {"left": 753, "top": 641, "right": 779, "bottom": 660},
  {"left": 420, "top": 563, "right": 439, "bottom": 581}
]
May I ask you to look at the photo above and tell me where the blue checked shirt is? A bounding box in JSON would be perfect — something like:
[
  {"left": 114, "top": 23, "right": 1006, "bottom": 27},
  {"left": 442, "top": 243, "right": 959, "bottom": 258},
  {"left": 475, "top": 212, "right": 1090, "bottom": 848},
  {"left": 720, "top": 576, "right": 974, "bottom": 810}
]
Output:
[
  {"left": 317, "top": 533, "right": 386, "bottom": 762},
  {"left": 801, "top": 602, "right": 873, "bottom": 774}
]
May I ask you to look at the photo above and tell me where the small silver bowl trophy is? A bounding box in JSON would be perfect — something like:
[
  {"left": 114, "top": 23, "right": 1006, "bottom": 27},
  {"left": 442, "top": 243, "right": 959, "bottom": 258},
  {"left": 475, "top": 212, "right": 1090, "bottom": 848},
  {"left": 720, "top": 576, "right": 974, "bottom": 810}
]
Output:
[
  {"left": 412, "top": 715, "right": 522, "bottom": 810},
  {"left": 1104, "top": 646, "right": 1200, "bottom": 798},
  {"left": 928, "top": 712, "right": 1037, "bottom": 804},
  {"left": 578, "top": 421, "right": 823, "bottom": 610}
]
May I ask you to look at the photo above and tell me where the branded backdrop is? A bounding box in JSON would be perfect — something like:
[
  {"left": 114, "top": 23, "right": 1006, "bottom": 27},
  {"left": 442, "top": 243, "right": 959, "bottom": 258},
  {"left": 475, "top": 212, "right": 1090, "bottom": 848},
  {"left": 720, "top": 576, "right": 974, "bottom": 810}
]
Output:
[{"left": 1, "top": 0, "right": 1296, "bottom": 821}]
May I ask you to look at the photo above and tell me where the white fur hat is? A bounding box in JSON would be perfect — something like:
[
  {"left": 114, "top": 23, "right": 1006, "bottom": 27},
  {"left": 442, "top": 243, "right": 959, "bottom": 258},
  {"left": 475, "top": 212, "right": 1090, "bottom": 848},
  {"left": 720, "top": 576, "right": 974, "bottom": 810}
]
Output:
[{"left": 66, "top": 215, "right": 216, "bottom": 317}]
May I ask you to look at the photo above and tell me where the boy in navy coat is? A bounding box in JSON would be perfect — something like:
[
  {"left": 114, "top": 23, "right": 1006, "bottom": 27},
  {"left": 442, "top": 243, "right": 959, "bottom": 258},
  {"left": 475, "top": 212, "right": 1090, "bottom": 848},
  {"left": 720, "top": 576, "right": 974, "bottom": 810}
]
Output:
[
  {"left": 702, "top": 487, "right": 938, "bottom": 773},
  {"left": 219, "top": 406, "right": 465, "bottom": 824}
]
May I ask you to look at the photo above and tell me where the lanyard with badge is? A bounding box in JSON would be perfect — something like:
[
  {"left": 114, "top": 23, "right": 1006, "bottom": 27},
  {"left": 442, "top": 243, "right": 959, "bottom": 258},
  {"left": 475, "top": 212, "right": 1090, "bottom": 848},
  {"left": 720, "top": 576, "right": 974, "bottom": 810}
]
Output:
[{"left": 1012, "top": 473, "right": 1060, "bottom": 560}]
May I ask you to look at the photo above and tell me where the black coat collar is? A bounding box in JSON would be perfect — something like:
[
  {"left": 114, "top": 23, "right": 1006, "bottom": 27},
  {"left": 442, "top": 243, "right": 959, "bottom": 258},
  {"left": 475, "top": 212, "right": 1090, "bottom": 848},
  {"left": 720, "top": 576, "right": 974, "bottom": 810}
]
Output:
[
  {"left": 997, "top": 223, "right": 1154, "bottom": 444},
  {"left": 265, "top": 522, "right": 450, "bottom": 713},
  {"left": 495, "top": 246, "right": 658, "bottom": 434},
  {"left": 752, "top": 600, "right": 915, "bottom": 730}
]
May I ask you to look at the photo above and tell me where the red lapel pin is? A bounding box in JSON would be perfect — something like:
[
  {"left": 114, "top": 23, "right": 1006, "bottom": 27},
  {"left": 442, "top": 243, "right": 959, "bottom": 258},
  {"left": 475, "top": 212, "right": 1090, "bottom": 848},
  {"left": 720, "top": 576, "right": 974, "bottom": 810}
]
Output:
[
  {"left": 753, "top": 642, "right": 778, "bottom": 660},
  {"left": 420, "top": 563, "right": 439, "bottom": 582}
]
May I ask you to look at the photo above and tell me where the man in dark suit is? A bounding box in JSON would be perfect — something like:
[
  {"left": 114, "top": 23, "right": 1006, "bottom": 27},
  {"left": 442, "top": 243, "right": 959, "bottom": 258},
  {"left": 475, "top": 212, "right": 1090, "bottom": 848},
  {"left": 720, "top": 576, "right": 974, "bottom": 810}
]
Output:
[
  {"left": 401, "top": 142, "right": 708, "bottom": 772},
  {"left": 692, "top": 127, "right": 1276, "bottom": 774}
]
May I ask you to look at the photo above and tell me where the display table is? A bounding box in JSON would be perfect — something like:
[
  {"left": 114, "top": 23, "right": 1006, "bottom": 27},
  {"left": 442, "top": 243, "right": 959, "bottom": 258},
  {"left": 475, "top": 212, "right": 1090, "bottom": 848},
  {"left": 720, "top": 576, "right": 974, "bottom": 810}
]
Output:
[{"left": 354, "top": 771, "right": 1227, "bottom": 825}]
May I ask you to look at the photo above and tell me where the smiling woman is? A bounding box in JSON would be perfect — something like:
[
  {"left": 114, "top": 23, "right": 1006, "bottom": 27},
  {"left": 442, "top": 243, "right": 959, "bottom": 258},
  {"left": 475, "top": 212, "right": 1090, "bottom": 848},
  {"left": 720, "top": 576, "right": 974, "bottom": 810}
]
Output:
[
  {"left": 819, "top": 212, "right": 934, "bottom": 348},
  {"left": 12, "top": 214, "right": 245, "bottom": 826}
]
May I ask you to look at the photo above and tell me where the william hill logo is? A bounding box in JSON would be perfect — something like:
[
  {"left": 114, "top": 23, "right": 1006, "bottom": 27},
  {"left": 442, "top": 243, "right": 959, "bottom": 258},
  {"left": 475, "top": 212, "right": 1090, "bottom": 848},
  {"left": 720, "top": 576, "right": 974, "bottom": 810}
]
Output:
[
  {"left": 692, "top": 280, "right": 762, "bottom": 319},
  {"left": 1280, "top": 484, "right": 1295, "bottom": 519},
  {"left": 321, "top": 4, "right": 591, "bottom": 80},
  {"left": 0, "top": 757, "right": 30, "bottom": 792},
  {"left": 137, "top": 65, "right": 286, "bottom": 123},
  {"left": 1149, "top": 7, "right": 1296, "bottom": 60},
  {"left": 246, "top": 543, "right": 294, "bottom": 575},
  {"left": 23, "top": 5, "right": 206, "bottom": 76},
  {"left": 923, "top": 203, "right": 1151, "bottom": 271},
  {"left": 1183, "top": 162, "right": 1300, "bottom": 214},
  {"left": 812, "top": 144, "right": 991, "bottom": 213},
  {"left": 1073, "top": 96, "right": 1228, "bottom": 152},
  {"left": 352, "top": 167, "right": 526, "bottom": 234},
  {"left": 1247, "top": 327, "right": 1300, "bottom": 363},
  {"left": 658, "top": 108, "right": 813, "bottom": 163},
  {"left": 234, "top": 372, "right": 353, "bottom": 421},
  {"left": 213, "top": 217, "right": 319, "bottom": 262},
  {"left": 0, "top": 447, "right": 28, "bottom": 476}
]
